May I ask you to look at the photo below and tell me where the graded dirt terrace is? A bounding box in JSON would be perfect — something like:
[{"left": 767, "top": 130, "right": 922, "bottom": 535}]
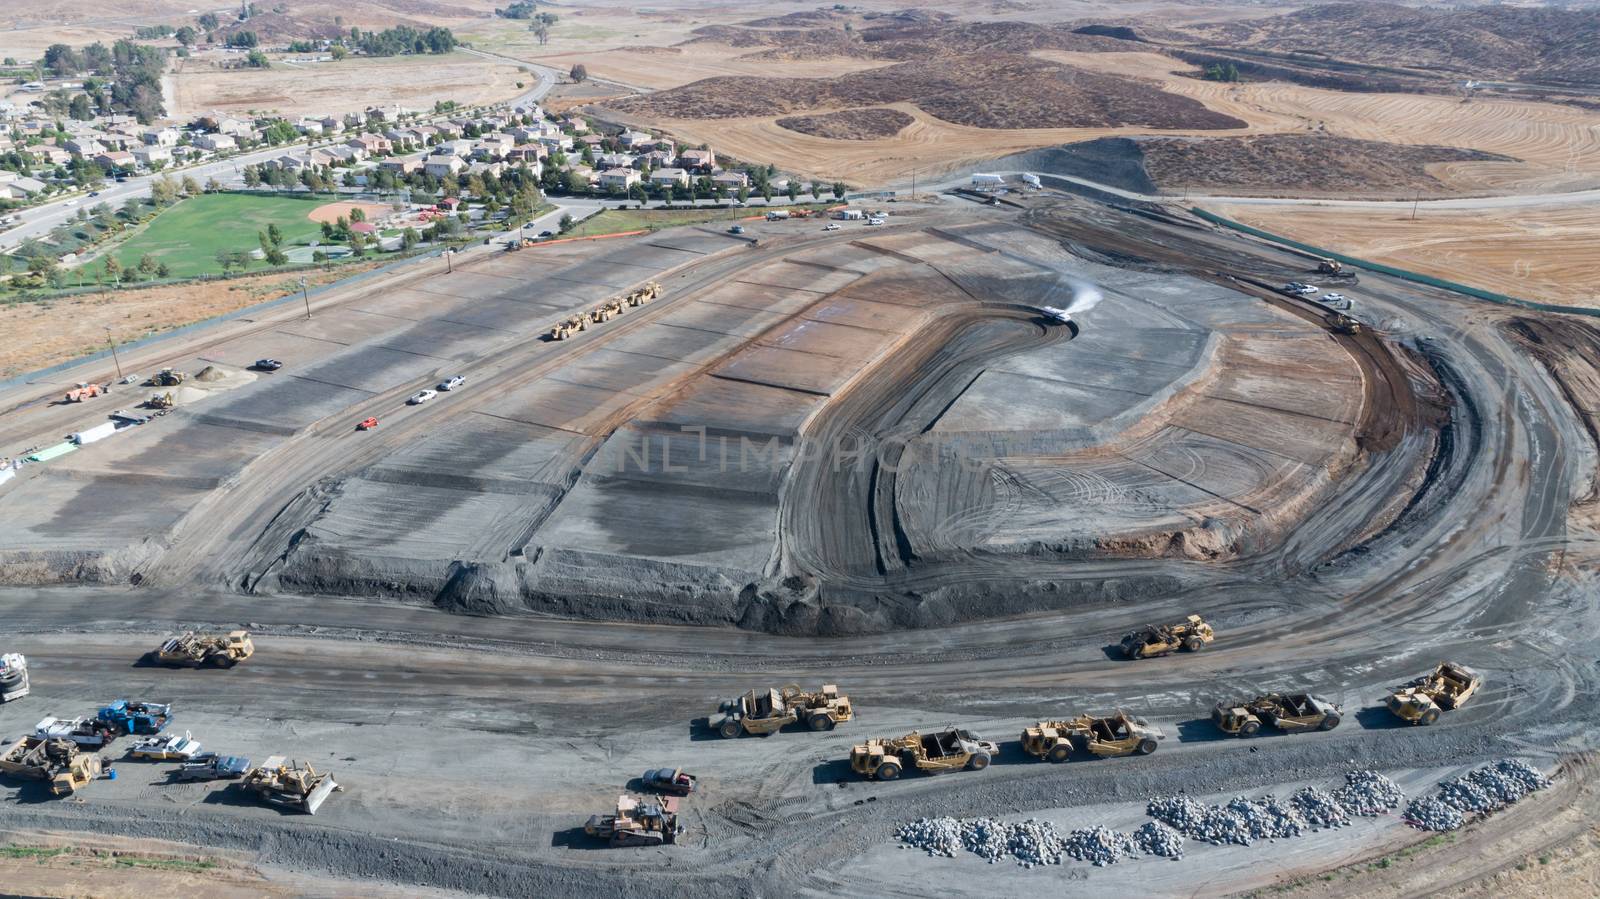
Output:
[{"left": 0, "top": 202, "right": 1392, "bottom": 635}]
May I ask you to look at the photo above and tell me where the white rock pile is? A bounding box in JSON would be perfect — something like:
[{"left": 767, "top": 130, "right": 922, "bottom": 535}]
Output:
[
  {"left": 1290, "top": 785, "right": 1352, "bottom": 829},
  {"left": 1334, "top": 770, "right": 1406, "bottom": 817},
  {"left": 1406, "top": 759, "right": 1551, "bottom": 831},
  {"left": 1064, "top": 826, "right": 1139, "bottom": 866},
  {"left": 1132, "top": 821, "right": 1185, "bottom": 859},
  {"left": 1404, "top": 796, "right": 1466, "bottom": 831}
]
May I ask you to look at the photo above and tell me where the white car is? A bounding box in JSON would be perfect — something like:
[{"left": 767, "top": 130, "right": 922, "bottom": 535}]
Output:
[
  {"left": 128, "top": 731, "right": 203, "bottom": 761},
  {"left": 64, "top": 199, "right": 78, "bottom": 206},
  {"left": 865, "top": 218, "right": 885, "bottom": 226},
  {"left": 823, "top": 223, "right": 841, "bottom": 231},
  {"left": 437, "top": 376, "right": 465, "bottom": 391},
  {"left": 120, "top": 374, "right": 141, "bottom": 385},
  {"left": 407, "top": 389, "right": 438, "bottom": 405},
  {"left": 1322, "top": 292, "right": 1347, "bottom": 303}
]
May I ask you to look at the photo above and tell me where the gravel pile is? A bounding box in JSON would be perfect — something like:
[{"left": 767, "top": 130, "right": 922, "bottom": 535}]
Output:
[
  {"left": 1334, "top": 770, "right": 1405, "bottom": 816},
  {"left": 1405, "top": 796, "right": 1466, "bottom": 831},
  {"left": 1437, "top": 777, "right": 1497, "bottom": 813},
  {"left": 896, "top": 817, "right": 964, "bottom": 858},
  {"left": 1005, "top": 819, "right": 1066, "bottom": 868},
  {"left": 1064, "top": 826, "right": 1139, "bottom": 866},
  {"left": 965, "top": 818, "right": 1013, "bottom": 863},
  {"left": 1290, "top": 785, "right": 1352, "bottom": 829},
  {"left": 1466, "top": 759, "right": 1550, "bottom": 805},
  {"left": 1407, "top": 759, "right": 1551, "bottom": 830},
  {"left": 1132, "top": 821, "right": 1185, "bottom": 859},
  {"left": 1227, "top": 795, "right": 1306, "bottom": 841}
]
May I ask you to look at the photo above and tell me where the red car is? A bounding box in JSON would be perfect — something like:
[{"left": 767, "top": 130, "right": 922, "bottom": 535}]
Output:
[{"left": 357, "top": 417, "right": 379, "bottom": 431}]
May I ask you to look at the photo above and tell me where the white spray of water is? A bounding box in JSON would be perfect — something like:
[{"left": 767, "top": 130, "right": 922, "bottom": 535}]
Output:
[{"left": 1037, "top": 268, "right": 1104, "bottom": 320}]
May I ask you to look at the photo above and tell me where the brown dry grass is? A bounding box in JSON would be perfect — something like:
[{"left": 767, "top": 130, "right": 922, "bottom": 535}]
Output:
[
  {"left": 167, "top": 52, "right": 527, "bottom": 118},
  {"left": 1205, "top": 200, "right": 1600, "bottom": 309},
  {"left": 0, "top": 265, "right": 382, "bottom": 379},
  {"left": 1035, "top": 50, "right": 1600, "bottom": 195}
]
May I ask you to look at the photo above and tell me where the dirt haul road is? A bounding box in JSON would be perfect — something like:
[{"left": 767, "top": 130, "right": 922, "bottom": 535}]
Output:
[{"left": 0, "top": 196, "right": 1597, "bottom": 895}]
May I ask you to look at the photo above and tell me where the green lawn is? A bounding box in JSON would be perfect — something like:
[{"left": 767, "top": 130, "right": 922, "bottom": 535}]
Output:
[
  {"left": 565, "top": 204, "right": 835, "bottom": 239},
  {"left": 113, "top": 194, "right": 337, "bottom": 279}
]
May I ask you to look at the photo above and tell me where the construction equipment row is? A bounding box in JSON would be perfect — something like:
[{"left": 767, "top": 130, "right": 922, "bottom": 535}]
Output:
[
  {"left": 550, "top": 282, "right": 660, "bottom": 340},
  {"left": 0, "top": 632, "right": 345, "bottom": 812}
]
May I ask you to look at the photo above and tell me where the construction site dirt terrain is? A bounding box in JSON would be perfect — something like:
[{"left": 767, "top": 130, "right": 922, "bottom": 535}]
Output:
[{"left": 1, "top": 187, "right": 1597, "bottom": 895}]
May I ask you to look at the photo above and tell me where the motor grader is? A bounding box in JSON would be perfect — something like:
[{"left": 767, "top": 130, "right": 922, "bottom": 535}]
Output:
[
  {"left": 148, "top": 368, "right": 186, "bottom": 387},
  {"left": 1388, "top": 661, "right": 1482, "bottom": 726},
  {"left": 144, "top": 630, "right": 254, "bottom": 668},
  {"left": 1021, "top": 711, "right": 1163, "bottom": 761},
  {"left": 1120, "top": 614, "right": 1214, "bottom": 659},
  {"left": 711, "top": 683, "right": 853, "bottom": 738},
  {"left": 1213, "top": 693, "right": 1342, "bottom": 737},
  {"left": 849, "top": 727, "right": 998, "bottom": 780},
  {"left": 240, "top": 756, "right": 343, "bottom": 814},
  {"left": 585, "top": 794, "right": 681, "bottom": 847},
  {"left": 0, "top": 735, "right": 104, "bottom": 796}
]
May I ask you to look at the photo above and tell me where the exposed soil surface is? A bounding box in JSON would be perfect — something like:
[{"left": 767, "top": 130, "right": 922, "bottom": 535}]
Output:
[
  {"left": 1139, "top": 135, "right": 1511, "bottom": 195},
  {"left": 776, "top": 107, "right": 915, "bottom": 140},
  {"left": 610, "top": 56, "right": 1246, "bottom": 130}
]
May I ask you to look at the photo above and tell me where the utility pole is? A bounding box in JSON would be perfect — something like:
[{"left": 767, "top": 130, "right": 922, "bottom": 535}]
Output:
[
  {"left": 1411, "top": 193, "right": 1420, "bottom": 221},
  {"left": 446, "top": 248, "right": 454, "bottom": 274},
  {"left": 910, "top": 169, "right": 916, "bottom": 199},
  {"left": 300, "top": 275, "right": 311, "bottom": 318},
  {"left": 104, "top": 327, "right": 123, "bottom": 382}
]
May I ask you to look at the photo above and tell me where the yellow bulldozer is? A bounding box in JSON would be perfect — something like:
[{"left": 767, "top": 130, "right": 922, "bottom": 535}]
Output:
[
  {"left": 241, "top": 756, "right": 344, "bottom": 814},
  {"left": 1021, "top": 711, "right": 1163, "bottom": 761},
  {"left": 144, "top": 630, "right": 254, "bottom": 668},
  {"left": 148, "top": 368, "right": 186, "bottom": 387},
  {"left": 1120, "top": 614, "right": 1214, "bottom": 659},
  {"left": 1317, "top": 259, "right": 1343, "bottom": 275},
  {"left": 585, "top": 794, "right": 681, "bottom": 847},
  {"left": 849, "top": 727, "right": 998, "bottom": 780},
  {"left": 1388, "top": 661, "right": 1482, "bottom": 726},
  {"left": 146, "top": 392, "right": 175, "bottom": 410},
  {"left": 711, "top": 684, "right": 853, "bottom": 738}
]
